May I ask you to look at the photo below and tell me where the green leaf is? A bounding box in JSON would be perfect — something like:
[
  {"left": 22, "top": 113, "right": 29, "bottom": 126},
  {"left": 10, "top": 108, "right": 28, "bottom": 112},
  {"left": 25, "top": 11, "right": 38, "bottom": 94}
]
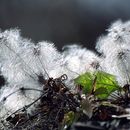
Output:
[
  {"left": 95, "top": 71, "right": 119, "bottom": 98},
  {"left": 74, "top": 72, "right": 95, "bottom": 93},
  {"left": 62, "top": 111, "right": 75, "bottom": 129},
  {"left": 94, "top": 87, "right": 108, "bottom": 98},
  {"left": 74, "top": 71, "right": 119, "bottom": 99}
]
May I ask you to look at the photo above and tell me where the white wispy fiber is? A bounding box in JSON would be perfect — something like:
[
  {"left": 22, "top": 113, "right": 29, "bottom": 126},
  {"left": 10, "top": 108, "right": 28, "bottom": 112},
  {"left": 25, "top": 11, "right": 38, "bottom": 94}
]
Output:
[
  {"left": 96, "top": 20, "right": 130, "bottom": 85},
  {"left": 0, "top": 29, "right": 101, "bottom": 123},
  {"left": 62, "top": 45, "right": 100, "bottom": 78},
  {"left": 0, "top": 82, "right": 41, "bottom": 118},
  {"left": 0, "top": 29, "right": 63, "bottom": 120},
  {"left": 61, "top": 45, "right": 101, "bottom": 87}
]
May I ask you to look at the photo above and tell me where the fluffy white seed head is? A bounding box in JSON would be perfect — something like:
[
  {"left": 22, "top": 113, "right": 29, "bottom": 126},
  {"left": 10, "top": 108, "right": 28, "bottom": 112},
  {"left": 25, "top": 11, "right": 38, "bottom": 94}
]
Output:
[
  {"left": 62, "top": 45, "right": 101, "bottom": 81},
  {"left": 97, "top": 20, "right": 130, "bottom": 85},
  {"left": 96, "top": 20, "right": 130, "bottom": 56},
  {"left": 0, "top": 29, "right": 63, "bottom": 121},
  {"left": 0, "top": 82, "right": 42, "bottom": 119}
]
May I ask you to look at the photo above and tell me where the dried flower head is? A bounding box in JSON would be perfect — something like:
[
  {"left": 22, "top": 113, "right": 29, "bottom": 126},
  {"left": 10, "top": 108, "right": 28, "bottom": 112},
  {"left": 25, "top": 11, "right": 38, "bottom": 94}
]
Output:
[{"left": 96, "top": 20, "right": 130, "bottom": 85}]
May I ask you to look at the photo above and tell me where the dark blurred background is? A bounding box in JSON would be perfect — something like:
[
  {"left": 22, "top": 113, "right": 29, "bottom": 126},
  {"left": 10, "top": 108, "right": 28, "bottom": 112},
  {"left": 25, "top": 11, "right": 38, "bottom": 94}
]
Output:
[{"left": 0, "top": 0, "right": 130, "bottom": 50}]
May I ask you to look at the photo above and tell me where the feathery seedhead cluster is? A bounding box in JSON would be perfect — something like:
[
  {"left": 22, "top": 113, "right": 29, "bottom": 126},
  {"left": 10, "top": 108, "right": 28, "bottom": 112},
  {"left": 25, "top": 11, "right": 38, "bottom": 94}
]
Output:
[
  {"left": 0, "top": 29, "right": 63, "bottom": 121},
  {"left": 63, "top": 45, "right": 100, "bottom": 75},
  {"left": 1, "top": 20, "right": 130, "bottom": 129},
  {"left": 0, "top": 28, "right": 100, "bottom": 128},
  {"left": 97, "top": 20, "right": 130, "bottom": 85}
]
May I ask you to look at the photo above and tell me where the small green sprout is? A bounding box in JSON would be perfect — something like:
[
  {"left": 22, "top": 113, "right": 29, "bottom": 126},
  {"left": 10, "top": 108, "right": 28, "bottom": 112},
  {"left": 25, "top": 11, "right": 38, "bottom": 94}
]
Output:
[{"left": 74, "top": 71, "right": 120, "bottom": 99}]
